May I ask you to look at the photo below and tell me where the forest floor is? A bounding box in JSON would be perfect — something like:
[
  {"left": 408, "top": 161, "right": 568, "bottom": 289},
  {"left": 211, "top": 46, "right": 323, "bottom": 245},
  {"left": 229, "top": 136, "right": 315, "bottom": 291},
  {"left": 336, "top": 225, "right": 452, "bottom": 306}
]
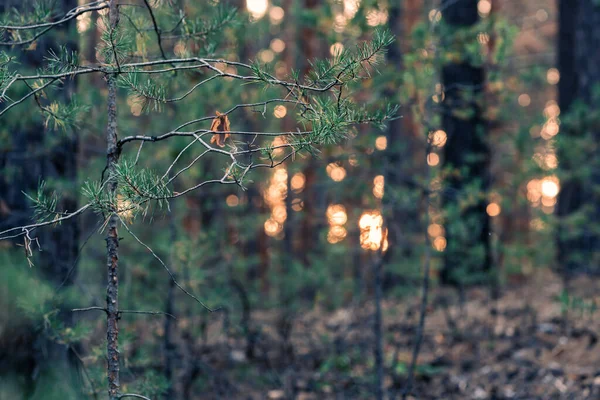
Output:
[{"left": 155, "top": 270, "right": 600, "bottom": 399}]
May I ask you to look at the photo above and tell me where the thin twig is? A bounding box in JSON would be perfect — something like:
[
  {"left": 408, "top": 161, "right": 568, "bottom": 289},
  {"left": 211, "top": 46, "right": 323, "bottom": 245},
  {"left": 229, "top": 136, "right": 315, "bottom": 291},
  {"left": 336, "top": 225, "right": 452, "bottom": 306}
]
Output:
[
  {"left": 69, "top": 344, "right": 99, "bottom": 400},
  {"left": 0, "top": 78, "right": 58, "bottom": 117},
  {"left": 160, "top": 132, "right": 208, "bottom": 180},
  {"left": 0, "top": 204, "right": 91, "bottom": 240},
  {"left": 55, "top": 220, "right": 102, "bottom": 294},
  {"left": 134, "top": 140, "right": 144, "bottom": 165},
  {"left": 72, "top": 306, "right": 107, "bottom": 313},
  {"left": 142, "top": 0, "right": 171, "bottom": 64},
  {"left": 401, "top": 189, "right": 432, "bottom": 399},
  {"left": 119, "top": 310, "right": 176, "bottom": 319},
  {"left": 166, "top": 149, "right": 210, "bottom": 185},
  {"left": 118, "top": 394, "right": 151, "bottom": 400},
  {"left": 117, "top": 98, "right": 310, "bottom": 146},
  {"left": 118, "top": 128, "right": 311, "bottom": 146},
  {"left": 117, "top": 215, "right": 219, "bottom": 313},
  {"left": 0, "top": 2, "right": 107, "bottom": 30},
  {"left": 0, "top": 3, "right": 109, "bottom": 46}
]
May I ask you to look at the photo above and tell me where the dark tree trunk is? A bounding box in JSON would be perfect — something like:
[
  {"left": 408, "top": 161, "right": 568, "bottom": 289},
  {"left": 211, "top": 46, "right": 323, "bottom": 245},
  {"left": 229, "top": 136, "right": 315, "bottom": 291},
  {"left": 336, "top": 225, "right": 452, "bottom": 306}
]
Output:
[
  {"left": 0, "top": 0, "right": 81, "bottom": 397},
  {"left": 299, "top": 0, "right": 320, "bottom": 269},
  {"left": 556, "top": 0, "right": 600, "bottom": 275},
  {"left": 440, "top": 0, "right": 492, "bottom": 286},
  {"left": 383, "top": 4, "right": 405, "bottom": 258},
  {"left": 382, "top": 1, "right": 424, "bottom": 278},
  {"left": 374, "top": 5, "right": 407, "bottom": 399},
  {"left": 373, "top": 254, "right": 384, "bottom": 400},
  {"left": 557, "top": 0, "right": 579, "bottom": 111},
  {"left": 238, "top": 0, "right": 271, "bottom": 294}
]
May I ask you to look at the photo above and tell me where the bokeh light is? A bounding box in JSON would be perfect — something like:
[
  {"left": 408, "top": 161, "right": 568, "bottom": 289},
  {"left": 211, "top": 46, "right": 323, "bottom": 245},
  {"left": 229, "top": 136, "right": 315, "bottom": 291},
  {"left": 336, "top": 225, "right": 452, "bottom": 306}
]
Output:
[
  {"left": 373, "top": 175, "right": 384, "bottom": 199},
  {"left": 547, "top": 68, "right": 560, "bottom": 85},
  {"left": 431, "top": 130, "right": 447, "bottom": 147},
  {"left": 327, "top": 204, "right": 348, "bottom": 226},
  {"left": 427, "top": 153, "right": 440, "bottom": 166},
  {"left": 291, "top": 173, "right": 306, "bottom": 192},
  {"left": 327, "top": 163, "right": 347, "bottom": 182},
  {"left": 359, "top": 211, "right": 388, "bottom": 251},
  {"left": 375, "top": 136, "right": 387, "bottom": 151},
  {"left": 270, "top": 38, "right": 286, "bottom": 53},
  {"left": 269, "top": 6, "right": 284, "bottom": 24},
  {"left": 486, "top": 202, "right": 501, "bottom": 217},
  {"left": 518, "top": 93, "right": 531, "bottom": 107},
  {"left": 247, "top": 0, "right": 268, "bottom": 20},
  {"left": 433, "top": 236, "right": 447, "bottom": 252},
  {"left": 478, "top": 0, "right": 492, "bottom": 17},
  {"left": 274, "top": 105, "right": 287, "bottom": 118},
  {"left": 226, "top": 194, "right": 239, "bottom": 207}
]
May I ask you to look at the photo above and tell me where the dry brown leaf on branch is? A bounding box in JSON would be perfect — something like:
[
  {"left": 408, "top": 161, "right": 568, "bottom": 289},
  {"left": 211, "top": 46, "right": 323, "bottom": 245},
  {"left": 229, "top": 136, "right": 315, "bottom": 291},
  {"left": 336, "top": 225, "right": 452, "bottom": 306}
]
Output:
[{"left": 209, "top": 111, "right": 231, "bottom": 147}]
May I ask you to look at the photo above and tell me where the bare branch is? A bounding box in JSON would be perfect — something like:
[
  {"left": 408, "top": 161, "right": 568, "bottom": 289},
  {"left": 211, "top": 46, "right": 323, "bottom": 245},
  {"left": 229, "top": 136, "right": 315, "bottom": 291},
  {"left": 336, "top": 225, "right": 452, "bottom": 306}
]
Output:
[
  {"left": 0, "top": 2, "right": 107, "bottom": 30},
  {"left": 55, "top": 221, "right": 102, "bottom": 294},
  {"left": 141, "top": 0, "right": 170, "bottom": 63},
  {"left": 72, "top": 306, "right": 107, "bottom": 313},
  {"left": 116, "top": 98, "right": 312, "bottom": 146},
  {"left": 161, "top": 132, "right": 210, "bottom": 181},
  {"left": 0, "top": 204, "right": 91, "bottom": 241},
  {"left": 134, "top": 141, "right": 144, "bottom": 166},
  {"left": 165, "top": 149, "right": 211, "bottom": 185},
  {"left": 0, "top": 78, "right": 58, "bottom": 117},
  {"left": 0, "top": 2, "right": 109, "bottom": 46},
  {"left": 1, "top": 67, "right": 100, "bottom": 100},
  {"left": 69, "top": 344, "right": 99, "bottom": 400},
  {"left": 118, "top": 128, "right": 311, "bottom": 146},
  {"left": 125, "top": 63, "right": 206, "bottom": 75},
  {"left": 117, "top": 215, "right": 220, "bottom": 313},
  {"left": 118, "top": 394, "right": 151, "bottom": 400},
  {"left": 119, "top": 58, "right": 341, "bottom": 92},
  {"left": 119, "top": 310, "right": 176, "bottom": 319},
  {"left": 0, "top": 26, "right": 53, "bottom": 46}
]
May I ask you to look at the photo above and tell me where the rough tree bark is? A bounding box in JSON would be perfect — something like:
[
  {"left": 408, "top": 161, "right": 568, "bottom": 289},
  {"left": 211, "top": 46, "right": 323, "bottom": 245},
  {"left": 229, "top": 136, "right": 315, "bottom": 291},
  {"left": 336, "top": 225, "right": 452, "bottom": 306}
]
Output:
[
  {"left": 105, "top": 2, "right": 121, "bottom": 399},
  {"left": 440, "top": 0, "right": 492, "bottom": 286}
]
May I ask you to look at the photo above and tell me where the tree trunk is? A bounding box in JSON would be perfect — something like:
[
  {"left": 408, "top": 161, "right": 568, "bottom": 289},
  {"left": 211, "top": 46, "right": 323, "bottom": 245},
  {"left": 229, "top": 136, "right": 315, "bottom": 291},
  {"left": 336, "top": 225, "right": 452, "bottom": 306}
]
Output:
[
  {"left": 105, "top": 3, "right": 121, "bottom": 399},
  {"left": 382, "top": 1, "right": 424, "bottom": 280},
  {"left": 556, "top": 0, "right": 600, "bottom": 276},
  {"left": 373, "top": 254, "right": 384, "bottom": 400},
  {"left": 299, "top": 0, "right": 320, "bottom": 269},
  {"left": 440, "top": 0, "right": 492, "bottom": 286}
]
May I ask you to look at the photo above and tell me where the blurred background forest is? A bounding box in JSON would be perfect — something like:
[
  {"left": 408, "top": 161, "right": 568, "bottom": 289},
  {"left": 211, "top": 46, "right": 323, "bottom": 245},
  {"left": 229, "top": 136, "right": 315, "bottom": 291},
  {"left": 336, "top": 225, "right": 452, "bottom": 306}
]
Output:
[{"left": 1, "top": 0, "right": 599, "bottom": 399}]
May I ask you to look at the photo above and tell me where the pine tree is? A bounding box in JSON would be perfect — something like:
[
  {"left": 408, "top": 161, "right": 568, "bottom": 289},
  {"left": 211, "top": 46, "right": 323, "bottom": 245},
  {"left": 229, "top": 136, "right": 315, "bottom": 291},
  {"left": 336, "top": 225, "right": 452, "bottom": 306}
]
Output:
[
  {"left": 439, "top": 0, "right": 492, "bottom": 286},
  {"left": 0, "top": 0, "right": 81, "bottom": 396},
  {"left": 0, "top": 1, "right": 396, "bottom": 397},
  {"left": 556, "top": 0, "right": 600, "bottom": 276}
]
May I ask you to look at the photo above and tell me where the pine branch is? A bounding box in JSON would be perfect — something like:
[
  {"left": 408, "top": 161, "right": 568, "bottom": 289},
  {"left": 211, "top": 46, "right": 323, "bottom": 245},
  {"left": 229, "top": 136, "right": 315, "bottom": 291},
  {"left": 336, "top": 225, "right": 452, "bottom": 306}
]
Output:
[
  {"left": 0, "top": 204, "right": 91, "bottom": 241},
  {"left": 162, "top": 5, "right": 239, "bottom": 41},
  {"left": 0, "top": 1, "right": 107, "bottom": 30},
  {"left": 0, "top": 2, "right": 108, "bottom": 46}
]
